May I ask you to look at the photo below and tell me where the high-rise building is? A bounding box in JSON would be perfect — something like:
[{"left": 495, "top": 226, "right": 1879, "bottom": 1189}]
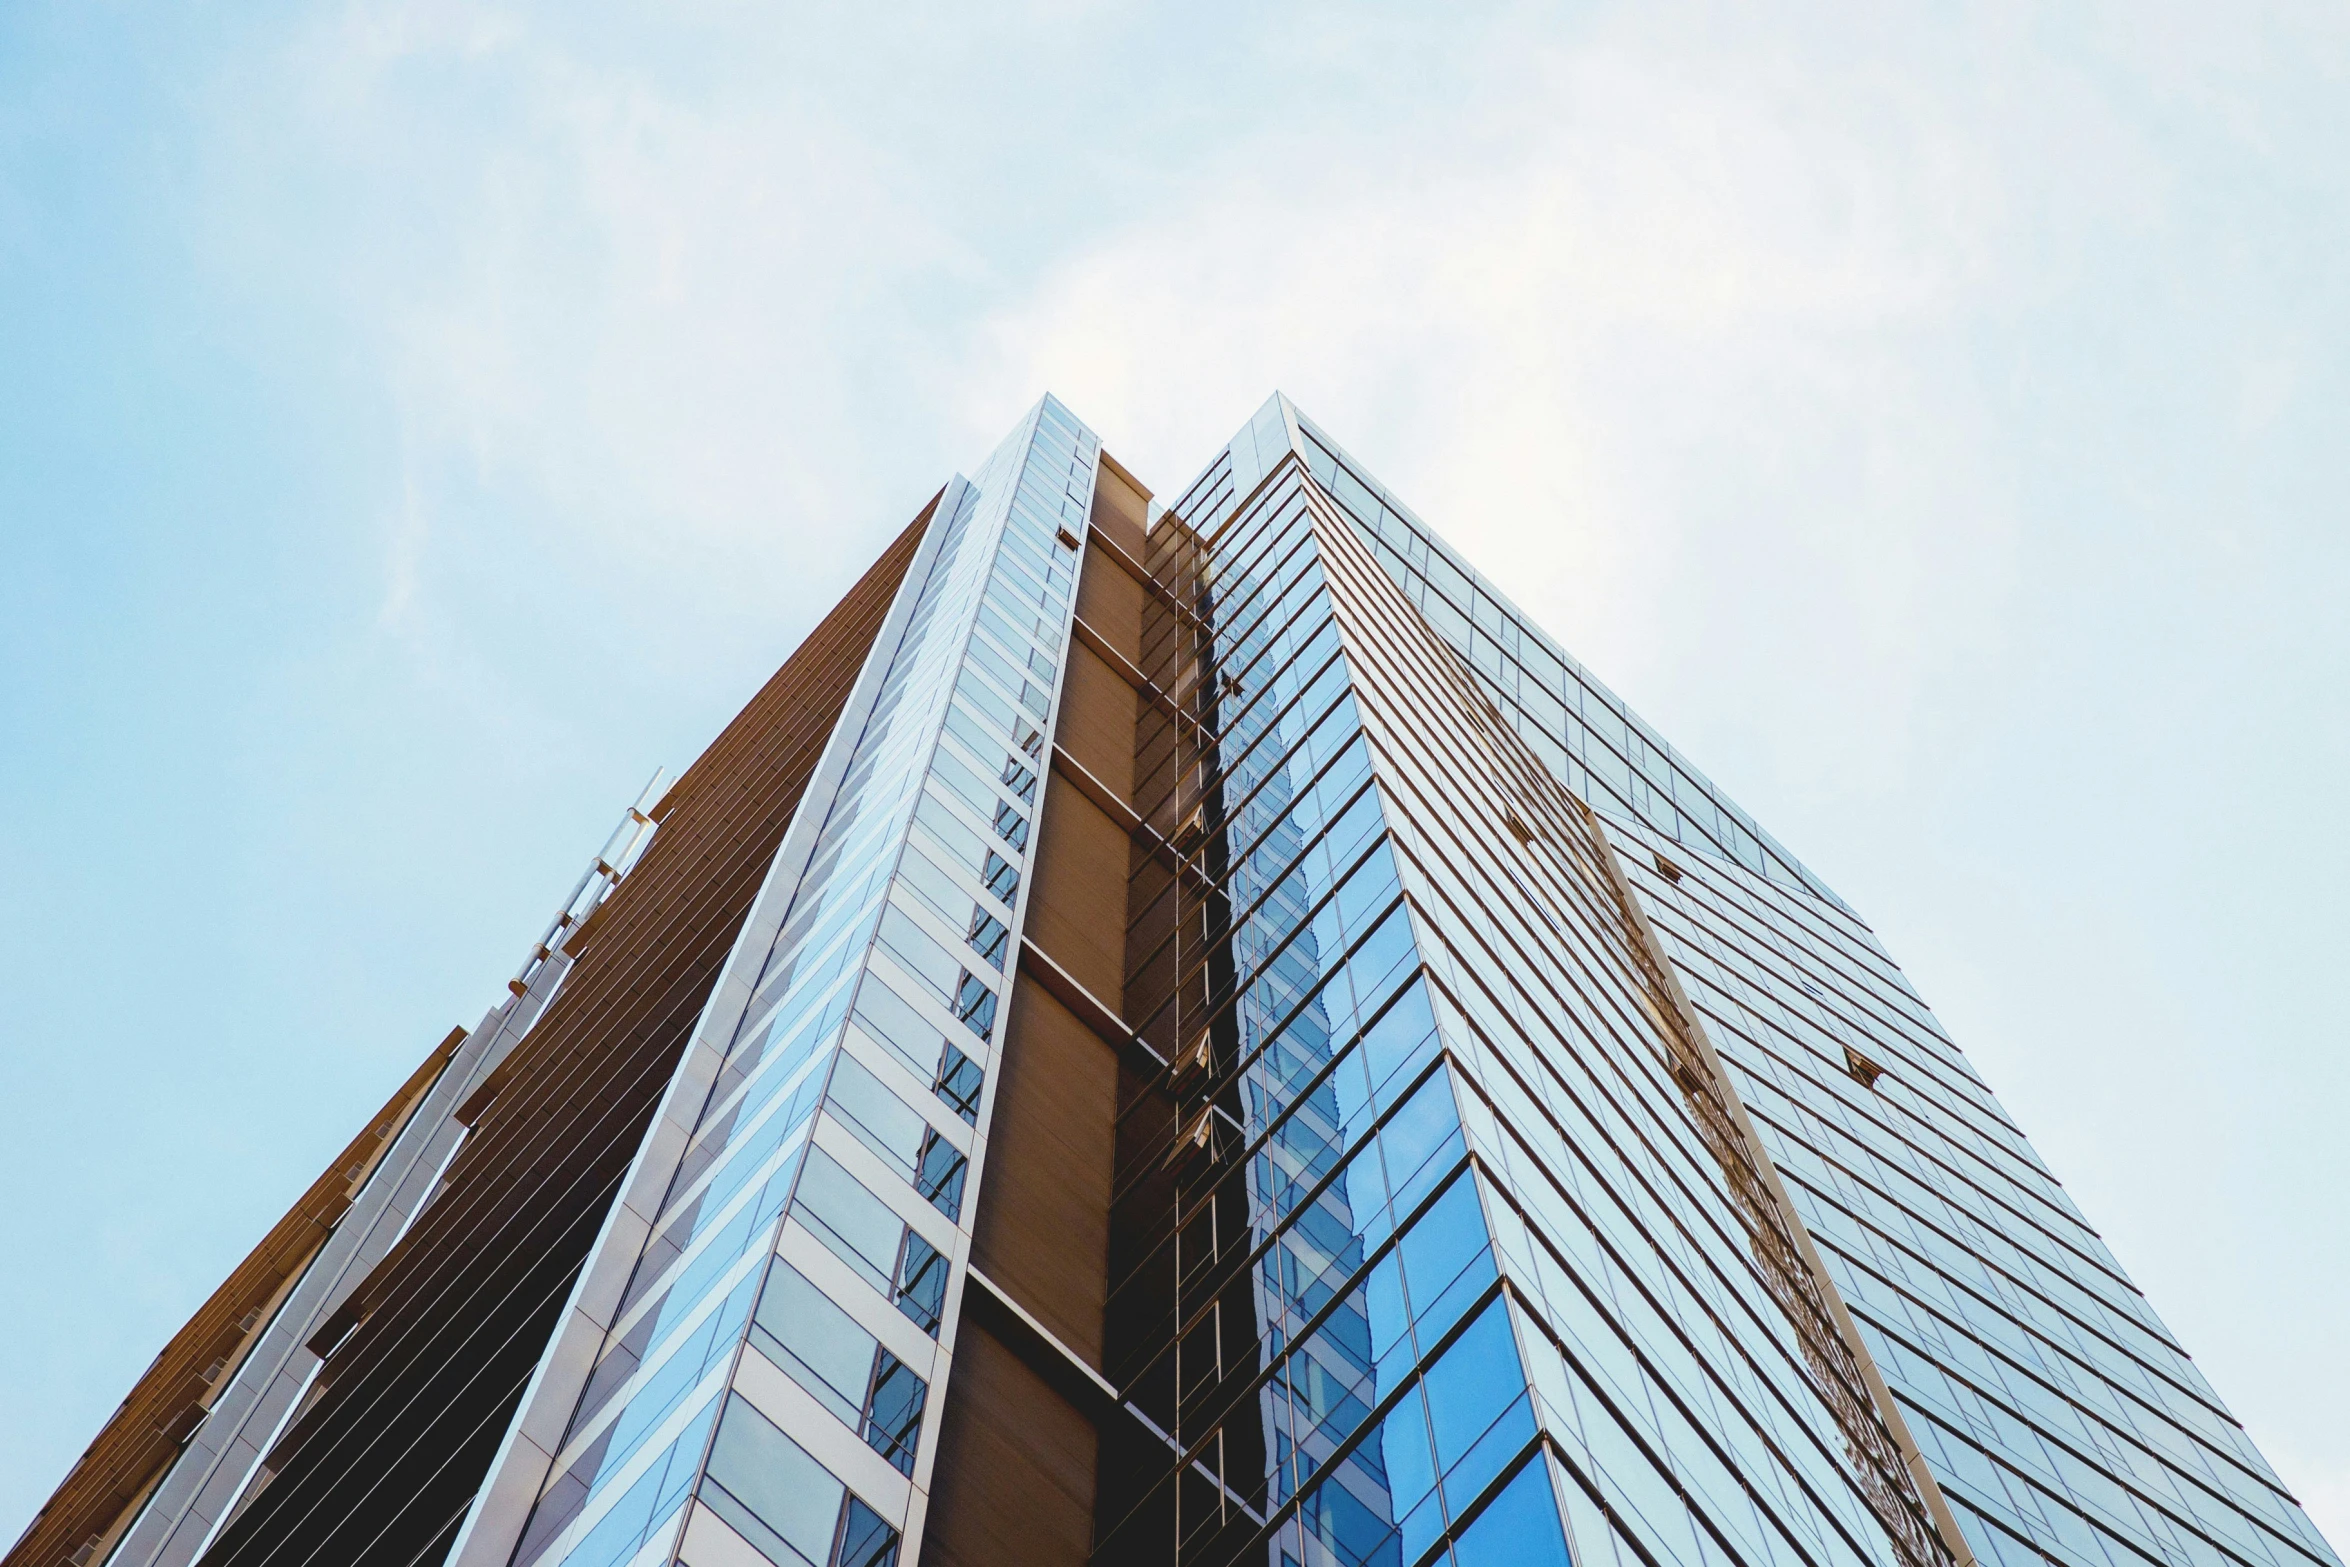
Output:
[{"left": 12, "top": 395, "right": 2336, "bottom": 1567}]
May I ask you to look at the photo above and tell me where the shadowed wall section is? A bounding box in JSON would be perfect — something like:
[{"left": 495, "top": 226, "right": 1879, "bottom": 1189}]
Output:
[
  {"left": 190, "top": 503, "right": 932, "bottom": 1567},
  {"left": 918, "top": 455, "right": 1151, "bottom": 1567}
]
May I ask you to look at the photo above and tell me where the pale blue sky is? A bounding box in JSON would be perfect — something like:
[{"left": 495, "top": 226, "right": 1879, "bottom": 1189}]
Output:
[{"left": 3, "top": 0, "right": 2344, "bottom": 1548}]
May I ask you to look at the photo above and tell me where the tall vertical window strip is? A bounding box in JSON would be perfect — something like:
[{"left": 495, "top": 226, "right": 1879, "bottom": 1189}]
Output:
[
  {"left": 1102, "top": 462, "right": 1569, "bottom": 1567},
  {"left": 510, "top": 397, "right": 1098, "bottom": 1567}
]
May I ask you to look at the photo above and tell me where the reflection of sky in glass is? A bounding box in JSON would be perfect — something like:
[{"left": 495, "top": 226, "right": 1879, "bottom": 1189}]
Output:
[
  {"left": 1258, "top": 394, "right": 2343, "bottom": 1567},
  {"left": 1184, "top": 491, "right": 1556, "bottom": 1567},
  {"left": 1213, "top": 526, "right": 1400, "bottom": 1559},
  {"left": 1152, "top": 433, "right": 1972, "bottom": 1567},
  {"left": 1126, "top": 398, "right": 2339, "bottom": 1567}
]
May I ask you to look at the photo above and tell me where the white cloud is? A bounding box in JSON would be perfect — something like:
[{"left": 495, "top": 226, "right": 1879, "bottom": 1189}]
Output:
[
  {"left": 210, "top": 0, "right": 989, "bottom": 638},
  {"left": 973, "top": 25, "right": 2052, "bottom": 803}
]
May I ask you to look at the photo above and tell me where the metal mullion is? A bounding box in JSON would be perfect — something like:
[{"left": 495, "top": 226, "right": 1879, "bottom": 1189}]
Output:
[
  {"left": 1114, "top": 771, "right": 1382, "bottom": 1081},
  {"left": 1104, "top": 1146, "right": 1486, "bottom": 1547},
  {"left": 1185, "top": 449, "right": 1314, "bottom": 559},
  {"left": 1769, "top": 1143, "right": 2240, "bottom": 1446},
  {"left": 1691, "top": 912, "right": 2010, "bottom": 1130},
  {"left": 1355, "top": 740, "right": 1747, "bottom": 1212},
  {"left": 1462, "top": 1079, "right": 1893, "bottom": 1567},
  {"left": 1199, "top": 524, "right": 1322, "bottom": 680},
  {"left": 1394, "top": 855, "right": 1839, "bottom": 1395},
  {"left": 1197, "top": 496, "right": 1315, "bottom": 627},
  {"left": 1121, "top": 623, "right": 1343, "bottom": 855},
  {"left": 1311, "top": 574, "right": 1781, "bottom": 1230},
  {"left": 1120, "top": 639, "right": 1347, "bottom": 890},
  {"left": 1840, "top": 1285, "right": 2321, "bottom": 1567},
  {"left": 1693, "top": 1005, "right": 2099, "bottom": 1272},
  {"left": 1104, "top": 1045, "right": 1458, "bottom": 1397},
  {"left": 1662, "top": 901, "right": 2085, "bottom": 1233},
  {"left": 1414, "top": 948, "right": 1868, "bottom": 1448},
  {"left": 1635, "top": 852, "right": 2010, "bottom": 1128},
  {"left": 1105, "top": 867, "right": 1403, "bottom": 1214},
  {"left": 1101, "top": 947, "right": 1431, "bottom": 1333},
  {"left": 1699, "top": 1007, "right": 2124, "bottom": 1297},
  {"left": 1393, "top": 873, "right": 1857, "bottom": 1401},
  {"left": 1114, "top": 656, "right": 1355, "bottom": 1009}
]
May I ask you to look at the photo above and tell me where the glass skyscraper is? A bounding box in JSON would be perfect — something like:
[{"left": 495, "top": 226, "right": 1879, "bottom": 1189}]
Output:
[{"left": 14, "top": 396, "right": 2335, "bottom": 1567}]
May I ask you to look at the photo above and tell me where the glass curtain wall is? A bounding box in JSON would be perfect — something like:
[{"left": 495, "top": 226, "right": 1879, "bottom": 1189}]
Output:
[
  {"left": 504, "top": 396, "right": 1100, "bottom": 1567},
  {"left": 1099, "top": 439, "right": 1939, "bottom": 1567},
  {"left": 1611, "top": 818, "right": 2340, "bottom": 1567},
  {"left": 1192, "top": 398, "right": 1849, "bottom": 922},
  {"left": 1107, "top": 461, "right": 1455, "bottom": 1567},
  {"left": 1222, "top": 396, "right": 2342, "bottom": 1567}
]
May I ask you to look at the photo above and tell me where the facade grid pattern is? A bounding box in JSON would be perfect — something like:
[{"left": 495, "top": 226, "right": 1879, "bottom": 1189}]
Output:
[
  {"left": 1092, "top": 445, "right": 1955, "bottom": 1567},
  {"left": 18, "top": 389, "right": 2332, "bottom": 1567},
  {"left": 1209, "top": 396, "right": 2337, "bottom": 1567}
]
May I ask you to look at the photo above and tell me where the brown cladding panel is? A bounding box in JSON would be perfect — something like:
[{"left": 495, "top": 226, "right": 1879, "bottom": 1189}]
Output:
[
  {"left": 192, "top": 503, "right": 933, "bottom": 1567},
  {"left": 917, "top": 1323, "right": 1095, "bottom": 1567},
  {"left": 1057, "top": 647, "right": 1139, "bottom": 802},
  {"left": 1072, "top": 554, "right": 1145, "bottom": 673},
  {"left": 968, "top": 975, "right": 1117, "bottom": 1368},
  {"left": 975, "top": 523, "right": 1145, "bottom": 1357},
  {"left": 1022, "top": 774, "right": 1132, "bottom": 1006},
  {"left": 1068, "top": 534, "right": 1145, "bottom": 762},
  {"left": 924, "top": 462, "right": 1156, "bottom": 1566},
  {"left": 1089, "top": 454, "right": 1150, "bottom": 561}
]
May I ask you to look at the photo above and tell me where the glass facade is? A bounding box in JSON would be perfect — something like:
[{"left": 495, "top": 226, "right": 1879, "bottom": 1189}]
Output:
[
  {"left": 1185, "top": 395, "right": 2339, "bottom": 1567},
  {"left": 1095, "top": 433, "right": 1951, "bottom": 1567},
  {"left": 47, "top": 389, "right": 2324, "bottom": 1567},
  {"left": 484, "top": 391, "right": 2334, "bottom": 1567}
]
